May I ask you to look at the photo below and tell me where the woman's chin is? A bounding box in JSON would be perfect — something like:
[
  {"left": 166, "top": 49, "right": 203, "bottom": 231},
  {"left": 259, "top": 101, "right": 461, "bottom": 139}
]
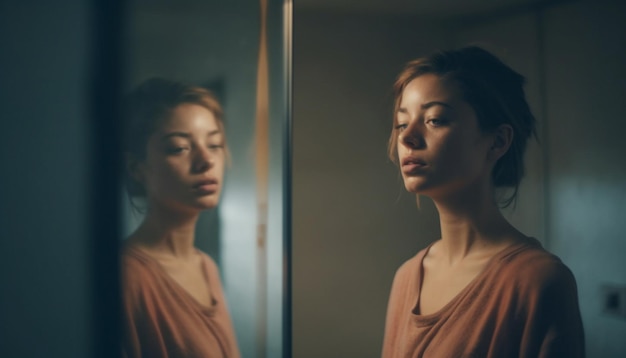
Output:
[
  {"left": 192, "top": 198, "right": 220, "bottom": 210},
  {"left": 402, "top": 177, "right": 431, "bottom": 194}
]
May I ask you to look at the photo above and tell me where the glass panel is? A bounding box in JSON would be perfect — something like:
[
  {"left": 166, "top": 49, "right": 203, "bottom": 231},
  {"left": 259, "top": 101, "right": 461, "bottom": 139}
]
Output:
[{"left": 123, "top": 1, "right": 290, "bottom": 357}]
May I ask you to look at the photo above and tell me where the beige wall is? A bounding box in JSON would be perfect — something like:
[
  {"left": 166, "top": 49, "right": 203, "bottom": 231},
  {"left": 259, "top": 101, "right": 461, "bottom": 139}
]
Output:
[
  {"left": 452, "top": 12, "right": 546, "bottom": 242},
  {"left": 292, "top": 11, "right": 448, "bottom": 357}
]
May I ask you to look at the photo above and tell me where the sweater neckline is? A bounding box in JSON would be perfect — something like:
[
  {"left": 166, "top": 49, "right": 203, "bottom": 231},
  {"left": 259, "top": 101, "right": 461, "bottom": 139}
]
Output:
[
  {"left": 125, "top": 244, "right": 219, "bottom": 315},
  {"left": 410, "top": 238, "right": 540, "bottom": 326}
]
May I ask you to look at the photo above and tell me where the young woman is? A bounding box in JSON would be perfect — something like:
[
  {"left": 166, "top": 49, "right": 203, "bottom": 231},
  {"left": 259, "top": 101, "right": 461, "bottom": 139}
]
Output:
[
  {"left": 121, "top": 78, "right": 240, "bottom": 358},
  {"left": 382, "top": 47, "right": 584, "bottom": 357}
]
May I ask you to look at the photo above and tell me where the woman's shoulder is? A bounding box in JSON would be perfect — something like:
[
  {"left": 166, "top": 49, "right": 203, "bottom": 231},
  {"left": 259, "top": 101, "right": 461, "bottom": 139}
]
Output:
[
  {"left": 121, "top": 244, "right": 151, "bottom": 268},
  {"left": 392, "top": 244, "right": 433, "bottom": 283},
  {"left": 120, "top": 245, "right": 163, "bottom": 288},
  {"left": 120, "top": 245, "right": 164, "bottom": 307},
  {"left": 497, "top": 238, "right": 578, "bottom": 295},
  {"left": 195, "top": 250, "right": 225, "bottom": 286},
  {"left": 501, "top": 238, "right": 571, "bottom": 274},
  {"left": 195, "top": 249, "right": 220, "bottom": 274}
]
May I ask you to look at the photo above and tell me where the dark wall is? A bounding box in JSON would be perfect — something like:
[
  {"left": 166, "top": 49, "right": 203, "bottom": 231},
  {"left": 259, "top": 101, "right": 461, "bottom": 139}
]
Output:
[
  {"left": 544, "top": 1, "right": 626, "bottom": 355},
  {"left": 0, "top": 0, "right": 109, "bottom": 357},
  {"left": 452, "top": 1, "right": 626, "bottom": 354}
]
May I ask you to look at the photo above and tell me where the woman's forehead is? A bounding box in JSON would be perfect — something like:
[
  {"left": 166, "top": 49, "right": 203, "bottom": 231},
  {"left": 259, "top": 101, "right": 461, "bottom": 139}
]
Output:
[
  {"left": 159, "top": 103, "right": 221, "bottom": 132},
  {"left": 400, "top": 75, "right": 464, "bottom": 109}
]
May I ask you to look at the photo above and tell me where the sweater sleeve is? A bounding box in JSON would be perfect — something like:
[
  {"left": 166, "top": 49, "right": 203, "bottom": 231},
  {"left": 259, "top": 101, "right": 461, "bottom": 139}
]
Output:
[
  {"left": 382, "top": 257, "right": 417, "bottom": 358},
  {"left": 519, "top": 259, "right": 585, "bottom": 358},
  {"left": 121, "top": 259, "right": 144, "bottom": 358}
]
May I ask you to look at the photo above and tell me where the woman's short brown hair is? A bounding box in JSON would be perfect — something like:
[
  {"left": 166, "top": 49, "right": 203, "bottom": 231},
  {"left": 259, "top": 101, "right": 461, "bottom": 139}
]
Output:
[
  {"left": 388, "top": 46, "right": 537, "bottom": 207},
  {"left": 123, "top": 77, "right": 228, "bottom": 199}
]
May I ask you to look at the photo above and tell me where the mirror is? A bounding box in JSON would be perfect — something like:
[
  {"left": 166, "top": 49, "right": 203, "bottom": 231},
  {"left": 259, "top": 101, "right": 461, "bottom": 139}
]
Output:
[
  {"left": 123, "top": 0, "right": 291, "bottom": 357},
  {"left": 293, "top": 0, "right": 626, "bottom": 357}
]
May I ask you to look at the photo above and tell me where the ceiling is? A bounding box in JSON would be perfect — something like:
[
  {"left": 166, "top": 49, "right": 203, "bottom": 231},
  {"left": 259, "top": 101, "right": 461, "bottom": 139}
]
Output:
[
  {"left": 295, "top": 0, "right": 560, "bottom": 18},
  {"left": 132, "top": 0, "right": 570, "bottom": 21}
]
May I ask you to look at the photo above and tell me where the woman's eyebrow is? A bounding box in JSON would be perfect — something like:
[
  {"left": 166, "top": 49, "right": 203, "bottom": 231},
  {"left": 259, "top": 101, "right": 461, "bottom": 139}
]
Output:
[
  {"left": 397, "top": 101, "right": 453, "bottom": 113},
  {"left": 421, "top": 101, "right": 453, "bottom": 110},
  {"left": 160, "top": 132, "right": 190, "bottom": 141},
  {"left": 159, "top": 130, "right": 221, "bottom": 141}
]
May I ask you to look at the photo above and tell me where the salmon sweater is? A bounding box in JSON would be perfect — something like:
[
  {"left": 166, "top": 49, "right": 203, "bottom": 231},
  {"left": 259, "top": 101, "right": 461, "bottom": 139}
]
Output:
[
  {"left": 122, "top": 247, "right": 240, "bottom": 358},
  {"left": 382, "top": 239, "right": 585, "bottom": 358}
]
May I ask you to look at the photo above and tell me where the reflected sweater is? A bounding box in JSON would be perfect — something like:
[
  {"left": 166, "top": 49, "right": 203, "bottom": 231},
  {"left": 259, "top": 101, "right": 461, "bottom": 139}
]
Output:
[
  {"left": 382, "top": 239, "right": 585, "bottom": 358},
  {"left": 122, "top": 247, "right": 240, "bottom": 358}
]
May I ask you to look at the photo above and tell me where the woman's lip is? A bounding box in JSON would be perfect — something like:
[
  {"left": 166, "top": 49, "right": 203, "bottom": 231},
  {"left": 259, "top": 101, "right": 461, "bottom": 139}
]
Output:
[
  {"left": 193, "top": 179, "right": 218, "bottom": 187},
  {"left": 194, "top": 183, "right": 219, "bottom": 193},
  {"left": 401, "top": 162, "right": 427, "bottom": 174},
  {"left": 401, "top": 157, "right": 426, "bottom": 166},
  {"left": 193, "top": 179, "right": 219, "bottom": 192}
]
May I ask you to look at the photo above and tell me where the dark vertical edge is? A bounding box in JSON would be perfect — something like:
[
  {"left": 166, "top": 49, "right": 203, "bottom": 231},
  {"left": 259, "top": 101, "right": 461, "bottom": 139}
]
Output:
[
  {"left": 282, "top": 0, "right": 293, "bottom": 357},
  {"left": 90, "top": 0, "right": 126, "bottom": 357},
  {"left": 534, "top": 7, "right": 551, "bottom": 249}
]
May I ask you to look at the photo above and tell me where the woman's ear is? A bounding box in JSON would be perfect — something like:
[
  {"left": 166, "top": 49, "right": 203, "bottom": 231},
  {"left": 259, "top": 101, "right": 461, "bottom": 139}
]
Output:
[{"left": 489, "top": 124, "right": 514, "bottom": 162}]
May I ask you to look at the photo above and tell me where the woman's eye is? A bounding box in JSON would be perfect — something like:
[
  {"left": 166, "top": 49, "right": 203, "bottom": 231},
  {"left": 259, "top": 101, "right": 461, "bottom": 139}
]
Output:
[
  {"left": 167, "top": 146, "right": 188, "bottom": 154},
  {"left": 208, "top": 144, "right": 224, "bottom": 151},
  {"left": 427, "top": 118, "right": 447, "bottom": 127},
  {"left": 395, "top": 123, "right": 408, "bottom": 132}
]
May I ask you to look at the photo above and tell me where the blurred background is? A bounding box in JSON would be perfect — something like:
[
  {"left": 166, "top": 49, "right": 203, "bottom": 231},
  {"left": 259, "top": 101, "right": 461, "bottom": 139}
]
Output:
[{"left": 292, "top": 0, "right": 626, "bottom": 357}]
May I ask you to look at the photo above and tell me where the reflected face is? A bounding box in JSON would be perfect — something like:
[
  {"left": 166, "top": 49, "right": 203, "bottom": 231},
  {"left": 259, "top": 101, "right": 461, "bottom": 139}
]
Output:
[
  {"left": 396, "top": 74, "right": 493, "bottom": 198},
  {"left": 138, "top": 103, "right": 226, "bottom": 212}
]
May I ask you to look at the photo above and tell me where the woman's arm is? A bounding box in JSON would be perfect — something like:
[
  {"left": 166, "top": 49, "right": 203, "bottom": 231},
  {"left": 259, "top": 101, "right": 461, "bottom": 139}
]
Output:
[{"left": 519, "top": 260, "right": 585, "bottom": 358}]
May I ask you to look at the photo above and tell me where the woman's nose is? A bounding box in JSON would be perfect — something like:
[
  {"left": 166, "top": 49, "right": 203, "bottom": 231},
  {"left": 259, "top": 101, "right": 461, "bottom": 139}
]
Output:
[
  {"left": 192, "top": 147, "right": 214, "bottom": 173},
  {"left": 400, "top": 122, "right": 424, "bottom": 149}
]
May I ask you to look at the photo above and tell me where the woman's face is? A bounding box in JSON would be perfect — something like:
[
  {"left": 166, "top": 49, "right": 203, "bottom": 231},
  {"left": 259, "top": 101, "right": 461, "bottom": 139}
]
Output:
[
  {"left": 136, "top": 103, "right": 226, "bottom": 212},
  {"left": 396, "top": 74, "right": 495, "bottom": 199}
]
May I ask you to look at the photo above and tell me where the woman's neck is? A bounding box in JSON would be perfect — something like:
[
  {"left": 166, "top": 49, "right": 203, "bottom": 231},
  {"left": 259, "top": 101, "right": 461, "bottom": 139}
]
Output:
[
  {"left": 431, "top": 184, "right": 521, "bottom": 265},
  {"left": 128, "top": 204, "right": 201, "bottom": 260}
]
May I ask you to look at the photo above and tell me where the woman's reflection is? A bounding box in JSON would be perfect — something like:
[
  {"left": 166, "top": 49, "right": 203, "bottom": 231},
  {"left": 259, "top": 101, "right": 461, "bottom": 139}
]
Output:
[{"left": 121, "top": 78, "right": 240, "bottom": 358}]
